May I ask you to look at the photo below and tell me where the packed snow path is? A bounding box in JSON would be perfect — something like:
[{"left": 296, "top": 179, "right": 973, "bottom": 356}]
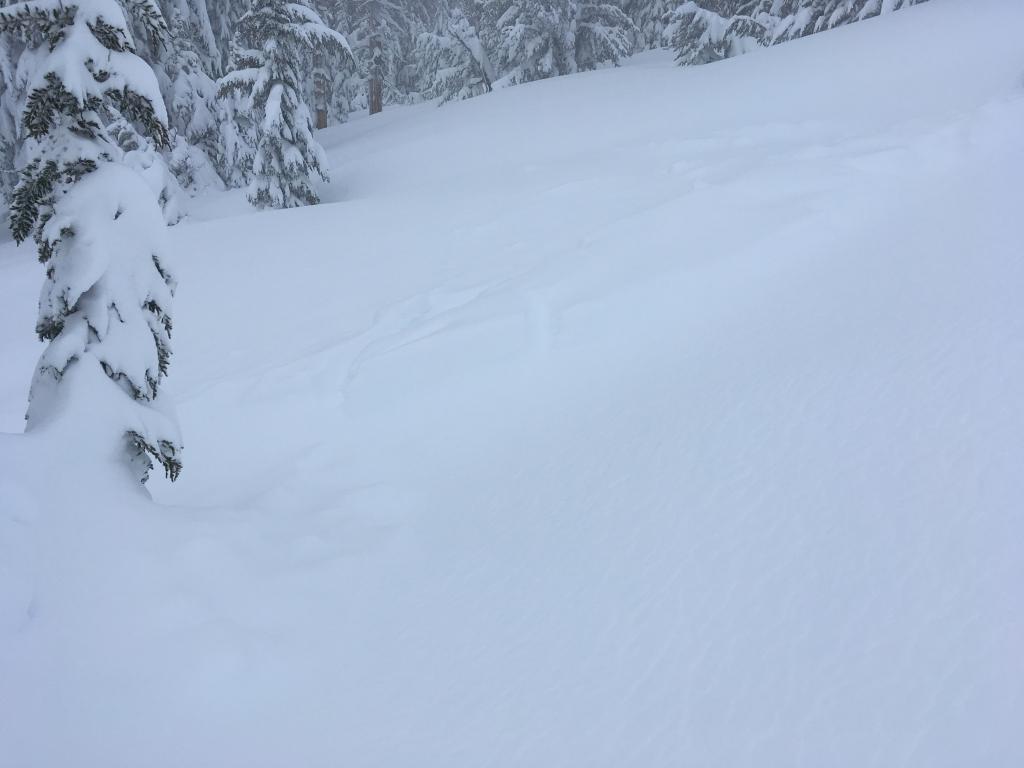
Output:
[{"left": 1, "top": 0, "right": 1022, "bottom": 765}]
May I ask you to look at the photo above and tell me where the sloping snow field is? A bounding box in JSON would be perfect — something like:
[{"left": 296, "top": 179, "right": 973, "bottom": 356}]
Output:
[{"left": 2, "top": 0, "right": 1023, "bottom": 764}]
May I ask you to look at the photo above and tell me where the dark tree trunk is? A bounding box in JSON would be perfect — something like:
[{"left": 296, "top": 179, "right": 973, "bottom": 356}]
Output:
[
  {"left": 368, "top": 25, "right": 384, "bottom": 115},
  {"left": 313, "top": 54, "right": 329, "bottom": 129},
  {"left": 368, "top": 76, "right": 383, "bottom": 115}
]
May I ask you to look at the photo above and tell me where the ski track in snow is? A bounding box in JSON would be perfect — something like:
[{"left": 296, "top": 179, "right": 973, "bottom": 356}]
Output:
[{"left": 1, "top": 1, "right": 1024, "bottom": 766}]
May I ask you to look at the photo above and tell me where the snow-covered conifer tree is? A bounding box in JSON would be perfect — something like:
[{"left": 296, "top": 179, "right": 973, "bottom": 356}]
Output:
[
  {"left": 346, "top": 0, "right": 426, "bottom": 112},
  {"left": 299, "top": 0, "right": 364, "bottom": 120},
  {"left": 668, "top": 1, "right": 768, "bottom": 65},
  {"left": 785, "top": 0, "right": 928, "bottom": 38},
  {"left": 490, "top": 0, "right": 576, "bottom": 84},
  {"left": 0, "top": 0, "right": 35, "bottom": 209},
  {"left": 212, "top": 40, "right": 258, "bottom": 187},
  {"left": 0, "top": 24, "right": 21, "bottom": 207},
  {"left": 0, "top": 0, "right": 183, "bottom": 482},
  {"left": 416, "top": 1, "right": 495, "bottom": 102},
  {"left": 488, "top": 0, "right": 633, "bottom": 86},
  {"left": 163, "top": 6, "right": 223, "bottom": 189},
  {"left": 207, "top": 0, "right": 252, "bottom": 72},
  {"left": 670, "top": 0, "right": 928, "bottom": 66},
  {"left": 220, "top": 0, "right": 350, "bottom": 207},
  {"left": 623, "top": 0, "right": 673, "bottom": 49},
  {"left": 575, "top": 1, "right": 635, "bottom": 70},
  {"left": 163, "top": 0, "right": 222, "bottom": 75}
]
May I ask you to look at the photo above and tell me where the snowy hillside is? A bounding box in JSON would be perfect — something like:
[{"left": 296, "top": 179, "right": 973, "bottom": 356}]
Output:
[{"left": 2, "top": 0, "right": 1023, "bottom": 765}]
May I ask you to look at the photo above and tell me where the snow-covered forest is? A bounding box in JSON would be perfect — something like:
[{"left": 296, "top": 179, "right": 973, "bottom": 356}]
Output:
[
  {"left": 1, "top": 0, "right": 931, "bottom": 215},
  {"left": 1, "top": 0, "right": 1022, "bottom": 765}
]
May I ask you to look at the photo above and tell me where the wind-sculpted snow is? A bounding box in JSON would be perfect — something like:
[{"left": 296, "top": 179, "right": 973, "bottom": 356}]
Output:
[{"left": 1, "top": 0, "right": 1023, "bottom": 765}]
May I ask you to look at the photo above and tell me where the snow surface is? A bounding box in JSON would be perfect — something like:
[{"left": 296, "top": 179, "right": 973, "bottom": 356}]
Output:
[{"left": 2, "top": 0, "right": 1024, "bottom": 764}]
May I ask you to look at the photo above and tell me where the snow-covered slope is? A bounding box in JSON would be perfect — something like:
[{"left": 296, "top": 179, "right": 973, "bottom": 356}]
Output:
[{"left": 2, "top": 0, "right": 1023, "bottom": 765}]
